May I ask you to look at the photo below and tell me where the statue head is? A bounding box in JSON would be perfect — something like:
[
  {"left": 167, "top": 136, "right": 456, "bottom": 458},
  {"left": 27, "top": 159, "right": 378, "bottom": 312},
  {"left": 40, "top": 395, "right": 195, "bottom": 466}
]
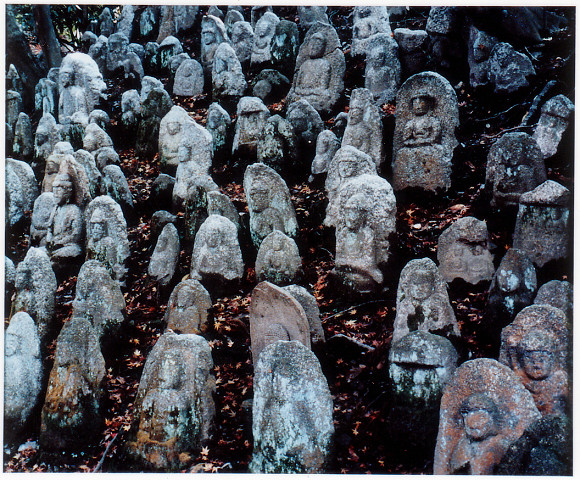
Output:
[
  {"left": 90, "top": 208, "right": 108, "bottom": 242},
  {"left": 202, "top": 21, "right": 218, "bottom": 46},
  {"left": 59, "top": 66, "right": 74, "bottom": 88},
  {"left": 176, "top": 285, "right": 194, "bottom": 309},
  {"left": 459, "top": 393, "right": 500, "bottom": 442},
  {"left": 518, "top": 329, "right": 556, "bottom": 381},
  {"left": 250, "top": 185, "right": 270, "bottom": 213},
  {"left": 15, "top": 265, "right": 32, "bottom": 291},
  {"left": 369, "top": 45, "right": 387, "bottom": 68},
  {"left": 409, "top": 267, "right": 436, "bottom": 301},
  {"left": 167, "top": 120, "right": 182, "bottom": 136},
  {"left": 52, "top": 174, "right": 74, "bottom": 205},
  {"left": 5, "top": 330, "right": 22, "bottom": 357},
  {"left": 411, "top": 95, "right": 433, "bottom": 116},
  {"left": 309, "top": 32, "right": 326, "bottom": 59},
  {"left": 344, "top": 193, "right": 368, "bottom": 230}
]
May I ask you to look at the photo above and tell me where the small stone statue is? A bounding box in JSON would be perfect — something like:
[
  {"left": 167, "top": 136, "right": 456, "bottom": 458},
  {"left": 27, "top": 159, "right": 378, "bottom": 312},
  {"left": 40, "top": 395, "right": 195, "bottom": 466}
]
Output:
[
  {"left": 232, "top": 96, "right": 270, "bottom": 155},
  {"left": 200, "top": 15, "right": 229, "bottom": 72},
  {"left": 310, "top": 130, "right": 340, "bottom": 182},
  {"left": 251, "top": 12, "right": 280, "bottom": 66},
  {"left": 164, "top": 279, "right": 212, "bottom": 334},
  {"left": 352, "top": 6, "right": 392, "bottom": 57},
  {"left": 533, "top": 95, "right": 574, "bottom": 159},
  {"left": 212, "top": 42, "right": 247, "bottom": 99},
  {"left": 255, "top": 230, "right": 301, "bottom": 285},
  {"left": 365, "top": 33, "right": 401, "bottom": 105},
  {"left": 230, "top": 21, "right": 254, "bottom": 65}
]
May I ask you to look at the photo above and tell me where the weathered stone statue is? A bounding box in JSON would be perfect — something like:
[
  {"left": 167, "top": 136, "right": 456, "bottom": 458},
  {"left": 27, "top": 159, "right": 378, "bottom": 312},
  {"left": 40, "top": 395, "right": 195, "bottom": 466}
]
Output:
[
  {"left": 35, "top": 77, "right": 58, "bottom": 116},
  {"left": 286, "top": 99, "right": 324, "bottom": 162},
  {"left": 513, "top": 180, "right": 570, "bottom": 268},
  {"left": 437, "top": 216, "right": 495, "bottom": 284},
  {"left": 532, "top": 95, "right": 574, "bottom": 159},
  {"left": 249, "top": 340, "right": 333, "bottom": 473},
  {"left": 342, "top": 88, "right": 384, "bottom": 167},
  {"left": 136, "top": 87, "right": 173, "bottom": 158},
  {"left": 6, "top": 157, "right": 39, "bottom": 226},
  {"left": 106, "top": 32, "right": 144, "bottom": 81},
  {"left": 352, "top": 6, "right": 392, "bottom": 57},
  {"left": 466, "top": 25, "right": 498, "bottom": 88},
  {"left": 499, "top": 305, "right": 569, "bottom": 415},
  {"left": 121, "top": 89, "right": 141, "bottom": 129},
  {"left": 191, "top": 215, "right": 244, "bottom": 286},
  {"left": 200, "top": 15, "right": 229, "bottom": 72},
  {"left": 393, "top": 258, "right": 459, "bottom": 343},
  {"left": 85, "top": 195, "right": 130, "bottom": 283},
  {"left": 30, "top": 192, "right": 57, "bottom": 247},
  {"left": 392, "top": 71, "right": 458, "bottom": 192},
  {"left": 256, "top": 114, "right": 298, "bottom": 175},
  {"left": 212, "top": 42, "right": 247, "bottom": 99},
  {"left": 230, "top": 21, "right": 254, "bottom": 65},
  {"left": 34, "top": 113, "right": 60, "bottom": 166},
  {"left": 534, "top": 280, "right": 572, "bottom": 318},
  {"left": 159, "top": 106, "right": 192, "bottom": 168},
  {"left": 365, "top": 33, "right": 401, "bottom": 105},
  {"left": 244, "top": 163, "right": 298, "bottom": 248},
  {"left": 206, "top": 103, "right": 231, "bottom": 156},
  {"left": 40, "top": 316, "right": 105, "bottom": 450},
  {"left": 434, "top": 358, "right": 541, "bottom": 475},
  {"left": 255, "top": 230, "right": 301, "bottom": 285},
  {"left": 173, "top": 59, "right": 204, "bottom": 97},
  {"left": 281, "top": 285, "right": 326, "bottom": 347},
  {"left": 207, "top": 191, "right": 239, "bottom": 229},
  {"left": 42, "top": 141, "right": 74, "bottom": 193},
  {"left": 251, "top": 12, "right": 280, "bottom": 66},
  {"left": 127, "top": 331, "right": 215, "bottom": 471},
  {"left": 297, "top": 6, "right": 329, "bottom": 29},
  {"left": 309, "top": 130, "right": 340, "bottom": 181},
  {"left": 232, "top": 96, "right": 270, "bottom": 155},
  {"left": 332, "top": 174, "right": 396, "bottom": 294},
  {"left": 148, "top": 223, "right": 180, "bottom": 287},
  {"left": 164, "top": 279, "right": 212, "bottom": 335},
  {"left": 485, "top": 132, "right": 546, "bottom": 207},
  {"left": 287, "top": 22, "right": 345, "bottom": 114},
  {"left": 271, "top": 20, "right": 300, "bottom": 78},
  {"left": 13, "top": 112, "right": 33, "bottom": 158},
  {"left": 489, "top": 42, "right": 536, "bottom": 94},
  {"left": 4, "top": 312, "right": 42, "bottom": 438}
]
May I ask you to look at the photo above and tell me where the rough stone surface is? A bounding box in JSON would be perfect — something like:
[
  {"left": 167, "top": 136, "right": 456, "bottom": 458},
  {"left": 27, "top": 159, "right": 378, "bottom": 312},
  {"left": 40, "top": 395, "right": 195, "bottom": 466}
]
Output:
[
  {"left": 433, "top": 358, "right": 541, "bottom": 475},
  {"left": 73, "top": 260, "right": 125, "bottom": 341},
  {"left": 13, "top": 112, "right": 33, "bottom": 158},
  {"left": 169, "top": 53, "right": 190, "bottom": 75},
  {"left": 271, "top": 20, "right": 300, "bottom": 78},
  {"left": 256, "top": 114, "right": 297, "bottom": 174},
  {"left": 281, "top": 285, "right": 325, "bottom": 346},
  {"left": 41, "top": 142, "right": 74, "bottom": 193},
  {"left": 164, "top": 279, "right": 212, "bottom": 335},
  {"left": 310, "top": 129, "right": 340, "bottom": 181},
  {"left": 534, "top": 280, "right": 572, "bottom": 317},
  {"left": 365, "top": 33, "right": 401, "bottom": 105},
  {"left": 156, "top": 6, "right": 176, "bottom": 44},
  {"left": 116, "top": 5, "right": 134, "bottom": 39},
  {"left": 486, "top": 249, "right": 537, "bottom": 330},
  {"left": 159, "top": 106, "right": 193, "bottom": 167},
  {"left": 201, "top": 15, "right": 229, "bottom": 72},
  {"left": 74, "top": 149, "right": 101, "bottom": 198},
  {"left": 255, "top": 230, "right": 301, "bottom": 285},
  {"left": 225, "top": 9, "right": 244, "bottom": 37},
  {"left": 489, "top": 42, "right": 536, "bottom": 93},
  {"left": 139, "top": 7, "right": 158, "bottom": 39},
  {"left": 6, "top": 90, "right": 22, "bottom": 128},
  {"left": 206, "top": 103, "right": 231, "bottom": 155},
  {"left": 232, "top": 96, "right": 270, "bottom": 155},
  {"left": 485, "top": 132, "right": 547, "bottom": 207},
  {"left": 394, "top": 27, "right": 429, "bottom": 77},
  {"left": 287, "top": 22, "right": 345, "bottom": 114},
  {"left": 40, "top": 316, "right": 105, "bottom": 450},
  {"left": 332, "top": 174, "right": 396, "bottom": 294},
  {"left": 121, "top": 89, "right": 141, "bottom": 128},
  {"left": 532, "top": 94, "right": 574, "bottom": 159},
  {"left": 251, "top": 12, "right": 280, "bottom": 66},
  {"left": 106, "top": 32, "right": 144, "bottom": 81},
  {"left": 4, "top": 312, "right": 42, "bottom": 437},
  {"left": 174, "top": 6, "right": 198, "bottom": 33},
  {"left": 324, "top": 146, "right": 377, "bottom": 227},
  {"left": 297, "top": 6, "right": 329, "bottom": 29},
  {"left": 252, "top": 69, "right": 290, "bottom": 105},
  {"left": 151, "top": 174, "right": 175, "bottom": 208},
  {"left": 467, "top": 25, "right": 498, "bottom": 88},
  {"left": 157, "top": 36, "right": 183, "bottom": 72},
  {"left": 392, "top": 71, "right": 459, "bottom": 192},
  {"left": 244, "top": 163, "right": 298, "bottom": 248},
  {"left": 173, "top": 59, "right": 204, "bottom": 97},
  {"left": 393, "top": 258, "right": 459, "bottom": 343},
  {"left": 136, "top": 87, "right": 173, "bottom": 158},
  {"left": 249, "top": 340, "right": 333, "bottom": 473},
  {"left": 495, "top": 415, "right": 571, "bottom": 475},
  {"left": 286, "top": 99, "right": 324, "bottom": 161},
  {"left": 206, "top": 190, "right": 239, "bottom": 229},
  {"left": 499, "top": 305, "right": 569, "bottom": 415},
  {"left": 6, "top": 157, "right": 39, "bottom": 226},
  {"left": 34, "top": 113, "right": 60, "bottom": 164},
  {"left": 102, "top": 164, "right": 134, "bottom": 211},
  {"left": 13, "top": 247, "right": 57, "bottom": 340},
  {"left": 212, "top": 42, "right": 247, "bottom": 98},
  {"left": 251, "top": 6, "right": 273, "bottom": 29},
  {"left": 150, "top": 210, "right": 176, "bottom": 235},
  {"left": 513, "top": 180, "right": 570, "bottom": 268},
  {"left": 437, "top": 216, "right": 495, "bottom": 284},
  {"left": 85, "top": 195, "right": 130, "bottom": 283},
  {"left": 30, "top": 192, "right": 57, "bottom": 247},
  {"left": 230, "top": 21, "right": 254, "bottom": 65},
  {"left": 342, "top": 88, "right": 384, "bottom": 166},
  {"left": 99, "top": 7, "right": 114, "bottom": 36},
  {"left": 35, "top": 78, "right": 58, "bottom": 117},
  {"left": 148, "top": 223, "right": 180, "bottom": 286},
  {"left": 352, "top": 6, "right": 392, "bottom": 57},
  {"left": 191, "top": 215, "right": 244, "bottom": 284},
  {"left": 127, "top": 331, "right": 215, "bottom": 470},
  {"left": 140, "top": 76, "right": 164, "bottom": 102}
]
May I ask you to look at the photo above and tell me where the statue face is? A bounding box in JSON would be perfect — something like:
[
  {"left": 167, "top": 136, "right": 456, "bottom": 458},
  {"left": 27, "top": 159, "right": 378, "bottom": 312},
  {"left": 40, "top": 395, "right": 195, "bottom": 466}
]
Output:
[
  {"left": 202, "top": 25, "right": 217, "bottom": 46},
  {"left": 251, "top": 187, "right": 269, "bottom": 212},
  {"left": 310, "top": 34, "right": 326, "bottom": 58},
  {"left": 60, "top": 70, "right": 73, "bottom": 87},
  {"left": 207, "top": 111, "right": 220, "bottom": 129},
  {"left": 167, "top": 121, "right": 181, "bottom": 136},
  {"left": 412, "top": 97, "right": 429, "bottom": 116},
  {"left": 5, "top": 332, "right": 20, "bottom": 356},
  {"left": 522, "top": 348, "right": 554, "bottom": 380},
  {"left": 176, "top": 287, "right": 193, "bottom": 308},
  {"left": 206, "top": 229, "right": 222, "bottom": 248},
  {"left": 409, "top": 269, "right": 435, "bottom": 301},
  {"left": 349, "top": 105, "right": 364, "bottom": 124},
  {"left": 462, "top": 408, "right": 495, "bottom": 441},
  {"left": 338, "top": 158, "right": 357, "bottom": 178},
  {"left": 369, "top": 47, "right": 386, "bottom": 68},
  {"left": 52, "top": 177, "right": 73, "bottom": 205},
  {"left": 46, "top": 158, "right": 60, "bottom": 175},
  {"left": 344, "top": 197, "right": 365, "bottom": 230},
  {"left": 90, "top": 220, "right": 106, "bottom": 241}
]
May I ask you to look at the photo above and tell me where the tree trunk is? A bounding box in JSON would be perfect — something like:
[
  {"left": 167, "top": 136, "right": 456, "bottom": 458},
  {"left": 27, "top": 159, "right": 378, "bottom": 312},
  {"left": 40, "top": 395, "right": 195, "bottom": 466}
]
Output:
[
  {"left": 33, "top": 5, "right": 62, "bottom": 69},
  {"left": 6, "top": 5, "right": 46, "bottom": 110}
]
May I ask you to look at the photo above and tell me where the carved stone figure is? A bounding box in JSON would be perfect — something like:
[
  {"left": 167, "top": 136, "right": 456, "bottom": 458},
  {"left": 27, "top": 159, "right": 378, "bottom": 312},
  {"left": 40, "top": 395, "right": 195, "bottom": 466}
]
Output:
[
  {"left": 34, "top": 113, "right": 60, "bottom": 165},
  {"left": 30, "top": 192, "right": 57, "bottom": 247},
  {"left": 35, "top": 78, "right": 58, "bottom": 116},
  {"left": 393, "top": 258, "right": 459, "bottom": 343},
  {"left": 352, "top": 6, "right": 392, "bottom": 57},
  {"left": 287, "top": 22, "right": 345, "bottom": 114},
  {"left": 164, "top": 279, "right": 212, "bottom": 334},
  {"left": 72, "top": 260, "right": 125, "bottom": 341},
  {"left": 6, "top": 90, "right": 22, "bottom": 129},
  {"left": 281, "top": 285, "right": 325, "bottom": 346},
  {"left": 206, "top": 103, "right": 231, "bottom": 156},
  {"left": 485, "top": 132, "right": 547, "bottom": 207},
  {"left": 533, "top": 94, "right": 575, "bottom": 159},
  {"left": 249, "top": 340, "right": 333, "bottom": 473},
  {"left": 256, "top": 114, "right": 298, "bottom": 175},
  {"left": 393, "top": 71, "right": 458, "bottom": 192},
  {"left": 434, "top": 358, "right": 541, "bottom": 475},
  {"left": 252, "top": 69, "right": 290, "bottom": 105},
  {"left": 13, "top": 112, "right": 33, "bottom": 158},
  {"left": 212, "top": 42, "right": 247, "bottom": 99},
  {"left": 286, "top": 99, "right": 324, "bottom": 162},
  {"left": 127, "top": 331, "right": 215, "bottom": 470},
  {"left": 136, "top": 87, "right": 173, "bottom": 158},
  {"left": 437, "top": 216, "right": 495, "bottom": 284},
  {"left": 207, "top": 191, "right": 239, "bottom": 229},
  {"left": 297, "top": 6, "right": 329, "bottom": 29},
  {"left": 251, "top": 12, "right": 280, "bottom": 66},
  {"left": 42, "top": 142, "right": 74, "bottom": 193},
  {"left": 324, "top": 146, "right": 377, "bottom": 227},
  {"left": 102, "top": 165, "right": 134, "bottom": 212},
  {"left": 225, "top": 9, "right": 244, "bottom": 37},
  {"left": 249, "top": 282, "right": 311, "bottom": 365},
  {"left": 513, "top": 180, "right": 570, "bottom": 268},
  {"left": 230, "top": 21, "right": 254, "bottom": 65},
  {"left": 4, "top": 312, "right": 42, "bottom": 438},
  {"left": 499, "top": 305, "right": 569, "bottom": 415},
  {"left": 85, "top": 195, "right": 130, "bottom": 283},
  {"left": 148, "top": 223, "right": 180, "bottom": 286},
  {"left": 173, "top": 59, "right": 204, "bottom": 97},
  {"left": 393, "top": 27, "right": 429, "bottom": 78},
  {"left": 489, "top": 42, "right": 536, "bottom": 94},
  {"left": 106, "top": 32, "right": 144, "bottom": 80},
  {"left": 365, "top": 33, "right": 401, "bottom": 105},
  {"left": 342, "top": 88, "right": 384, "bottom": 166},
  {"left": 332, "top": 174, "right": 396, "bottom": 294},
  {"left": 310, "top": 129, "right": 340, "bottom": 181},
  {"left": 99, "top": 7, "right": 114, "bottom": 36},
  {"left": 6, "top": 157, "right": 39, "bottom": 226},
  {"left": 232, "top": 96, "right": 270, "bottom": 155},
  {"left": 200, "top": 15, "right": 229, "bottom": 72},
  {"left": 74, "top": 149, "right": 102, "bottom": 198},
  {"left": 251, "top": 6, "right": 273, "bottom": 29},
  {"left": 159, "top": 106, "right": 193, "bottom": 168},
  {"left": 255, "top": 230, "right": 301, "bottom": 285},
  {"left": 121, "top": 89, "right": 141, "bottom": 129},
  {"left": 244, "top": 163, "right": 298, "bottom": 248},
  {"left": 40, "top": 316, "right": 105, "bottom": 450},
  {"left": 271, "top": 20, "right": 300, "bottom": 78},
  {"left": 534, "top": 280, "right": 572, "bottom": 318},
  {"left": 467, "top": 25, "right": 498, "bottom": 88},
  {"left": 191, "top": 215, "right": 244, "bottom": 285}
]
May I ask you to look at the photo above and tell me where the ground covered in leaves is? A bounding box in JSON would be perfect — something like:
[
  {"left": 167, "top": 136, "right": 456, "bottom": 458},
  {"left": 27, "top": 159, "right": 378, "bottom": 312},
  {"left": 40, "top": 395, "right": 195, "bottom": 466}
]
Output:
[{"left": 4, "top": 6, "right": 574, "bottom": 474}]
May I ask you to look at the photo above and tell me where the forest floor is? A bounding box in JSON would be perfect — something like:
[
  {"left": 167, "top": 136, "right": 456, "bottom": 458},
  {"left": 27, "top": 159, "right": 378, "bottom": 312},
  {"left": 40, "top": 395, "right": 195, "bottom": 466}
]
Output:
[{"left": 4, "top": 6, "right": 574, "bottom": 474}]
